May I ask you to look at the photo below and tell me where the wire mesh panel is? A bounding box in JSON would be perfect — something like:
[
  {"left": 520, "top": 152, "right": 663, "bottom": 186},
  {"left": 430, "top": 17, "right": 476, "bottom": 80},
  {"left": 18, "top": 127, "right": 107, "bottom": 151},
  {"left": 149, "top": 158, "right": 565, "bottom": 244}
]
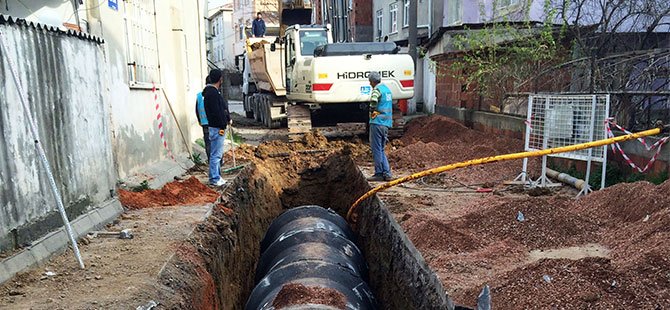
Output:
[
  {"left": 526, "top": 95, "right": 610, "bottom": 162},
  {"left": 520, "top": 94, "right": 611, "bottom": 194}
]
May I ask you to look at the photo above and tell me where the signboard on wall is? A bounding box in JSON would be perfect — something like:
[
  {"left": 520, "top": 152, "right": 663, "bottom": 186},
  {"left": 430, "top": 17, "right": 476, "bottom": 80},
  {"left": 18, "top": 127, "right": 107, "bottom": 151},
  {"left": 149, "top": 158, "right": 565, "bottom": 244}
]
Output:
[{"left": 108, "top": 0, "right": 118, "bottom": 11}]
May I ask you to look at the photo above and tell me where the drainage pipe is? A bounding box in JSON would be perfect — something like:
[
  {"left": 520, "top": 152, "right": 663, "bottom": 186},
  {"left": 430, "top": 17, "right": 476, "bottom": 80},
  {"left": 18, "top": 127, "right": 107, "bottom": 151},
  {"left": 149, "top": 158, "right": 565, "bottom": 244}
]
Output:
[
  {"left": 247, "top": 205, "right": 376, "bottom": 310},
  {"left": 546, "top": 168, "right": 587, "bottom": 190}
]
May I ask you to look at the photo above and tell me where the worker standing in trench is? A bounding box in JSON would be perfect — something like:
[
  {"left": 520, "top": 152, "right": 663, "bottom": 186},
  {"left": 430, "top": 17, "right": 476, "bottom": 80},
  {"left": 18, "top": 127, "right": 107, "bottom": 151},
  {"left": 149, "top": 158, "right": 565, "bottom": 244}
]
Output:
[
  {"left": 367, "top": 71, "right": 394, "bottom": 182},
  {"left": 203, "top": 69, "right": 232, "bottom": 186}
]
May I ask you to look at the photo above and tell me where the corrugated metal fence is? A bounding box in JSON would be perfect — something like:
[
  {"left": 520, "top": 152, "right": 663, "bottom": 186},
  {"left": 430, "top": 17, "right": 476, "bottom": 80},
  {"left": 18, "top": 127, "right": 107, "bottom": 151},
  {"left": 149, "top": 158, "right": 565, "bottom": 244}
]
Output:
[{"left": 0, "top": 18, "right": 115, "bottom": 251}]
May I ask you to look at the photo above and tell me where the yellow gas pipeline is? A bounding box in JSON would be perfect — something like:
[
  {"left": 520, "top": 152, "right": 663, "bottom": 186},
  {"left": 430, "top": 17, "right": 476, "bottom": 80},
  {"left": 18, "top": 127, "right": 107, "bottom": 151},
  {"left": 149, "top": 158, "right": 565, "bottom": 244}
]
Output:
[{"left": 346, "top": 126, "right": 666, "bottom": 223}]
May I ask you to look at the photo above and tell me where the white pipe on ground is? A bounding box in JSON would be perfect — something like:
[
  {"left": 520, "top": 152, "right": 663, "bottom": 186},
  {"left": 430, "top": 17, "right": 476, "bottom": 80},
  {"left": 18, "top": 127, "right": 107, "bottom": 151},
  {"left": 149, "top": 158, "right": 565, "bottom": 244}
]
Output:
[{"left": 546, "top": 168, "right": 587, "bottom": 191}]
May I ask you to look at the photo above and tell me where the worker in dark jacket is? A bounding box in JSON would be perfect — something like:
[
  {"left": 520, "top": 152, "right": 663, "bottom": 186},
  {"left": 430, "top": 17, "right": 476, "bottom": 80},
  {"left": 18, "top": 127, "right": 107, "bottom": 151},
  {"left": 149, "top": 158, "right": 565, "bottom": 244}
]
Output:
[
  {"left": 252, "top": 12, "right": 266, "bottom": 37},
  {"left": 203, "top": 69, "right": 231, "bottom": 186}
]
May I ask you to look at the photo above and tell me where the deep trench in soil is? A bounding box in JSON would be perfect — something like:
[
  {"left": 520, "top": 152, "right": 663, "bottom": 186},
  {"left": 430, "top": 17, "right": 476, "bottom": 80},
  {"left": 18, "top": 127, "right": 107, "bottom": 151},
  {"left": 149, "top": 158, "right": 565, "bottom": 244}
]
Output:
[{"left": 184, "top": 151, "right": 453, "bottom": 310}]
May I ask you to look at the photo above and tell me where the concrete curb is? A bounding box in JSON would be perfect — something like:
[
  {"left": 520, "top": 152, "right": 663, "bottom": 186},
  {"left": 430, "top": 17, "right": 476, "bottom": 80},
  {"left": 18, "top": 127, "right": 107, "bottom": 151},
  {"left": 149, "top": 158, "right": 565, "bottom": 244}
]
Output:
[{"left": 0, "top": 199, "right": 124, "bottom": 284}]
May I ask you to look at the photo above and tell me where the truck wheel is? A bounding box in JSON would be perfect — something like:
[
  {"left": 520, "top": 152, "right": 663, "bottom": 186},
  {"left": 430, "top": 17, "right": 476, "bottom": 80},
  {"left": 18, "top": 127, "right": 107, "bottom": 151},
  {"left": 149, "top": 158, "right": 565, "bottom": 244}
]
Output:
[
  {"left": 244, "top": 96, "right": 254, "bottom": 119},
  {"left": 259, "top": 97, "right": 267, "bottom": 126},
  {"left": 253, "top": 97, "right": 262, "bottom": 122}
]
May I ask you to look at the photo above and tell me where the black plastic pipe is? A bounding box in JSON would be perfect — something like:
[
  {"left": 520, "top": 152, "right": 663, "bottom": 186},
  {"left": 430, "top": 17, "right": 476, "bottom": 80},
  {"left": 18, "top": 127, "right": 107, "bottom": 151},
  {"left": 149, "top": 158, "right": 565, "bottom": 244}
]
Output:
[{"left": 246, "top": 205, "right": 377, "bottom": 310}]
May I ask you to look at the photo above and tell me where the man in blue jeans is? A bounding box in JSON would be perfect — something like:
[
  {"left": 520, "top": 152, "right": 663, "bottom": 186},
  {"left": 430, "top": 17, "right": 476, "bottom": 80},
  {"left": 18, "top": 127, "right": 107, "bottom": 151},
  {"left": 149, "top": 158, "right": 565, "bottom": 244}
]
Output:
[
  {"left": 203, "top": 69, "right": 231, "bottom": 186},
  {"left": 367, "top": 71, "right": 394, "bottom": 182}
]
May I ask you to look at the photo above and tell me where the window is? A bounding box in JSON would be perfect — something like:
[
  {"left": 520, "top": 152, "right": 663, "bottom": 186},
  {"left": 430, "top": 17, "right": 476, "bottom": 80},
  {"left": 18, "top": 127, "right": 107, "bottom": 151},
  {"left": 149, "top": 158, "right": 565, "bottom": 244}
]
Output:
[
  {"left": 299, "top": 30, "right": 329, "bottom": 56},
  {"left": 403, "top": 0, "right": 409, "bottom": 27},
  {"left": 124, "top": 0, "right": 159, "bottom": 84},
  {"left": 447, "top": 0, "right": 462, "bottom": 25},
  {"left": 376, "top": 9, "right": 383, "bottom": 40},
  {"left": 389, "top": 3, "right": 398, "bottom": 34}
]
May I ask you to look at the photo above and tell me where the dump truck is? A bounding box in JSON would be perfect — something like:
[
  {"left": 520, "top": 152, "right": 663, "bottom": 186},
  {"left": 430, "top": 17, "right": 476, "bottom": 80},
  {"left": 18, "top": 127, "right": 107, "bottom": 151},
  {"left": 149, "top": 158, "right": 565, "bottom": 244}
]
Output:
[{"left": 242, "top": 0, "right": 414, "bottom": 139}]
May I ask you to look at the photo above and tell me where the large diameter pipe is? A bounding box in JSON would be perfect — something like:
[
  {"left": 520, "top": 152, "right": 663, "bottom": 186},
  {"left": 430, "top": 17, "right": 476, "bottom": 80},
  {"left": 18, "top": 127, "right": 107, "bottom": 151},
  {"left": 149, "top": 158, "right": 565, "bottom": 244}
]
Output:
[{"left": 247, "top": 205, "right": 376, "bottom": 310}]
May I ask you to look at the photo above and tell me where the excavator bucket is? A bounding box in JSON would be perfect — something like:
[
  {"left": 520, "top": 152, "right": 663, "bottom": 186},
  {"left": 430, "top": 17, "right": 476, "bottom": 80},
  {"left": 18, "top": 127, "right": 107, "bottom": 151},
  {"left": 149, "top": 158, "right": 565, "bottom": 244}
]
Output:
[
  {"left": 278, "top": 0, "right": 313, "bottom": 36},
  {"left": 281, "top": 8, "right": 312, "bottom": 27}
]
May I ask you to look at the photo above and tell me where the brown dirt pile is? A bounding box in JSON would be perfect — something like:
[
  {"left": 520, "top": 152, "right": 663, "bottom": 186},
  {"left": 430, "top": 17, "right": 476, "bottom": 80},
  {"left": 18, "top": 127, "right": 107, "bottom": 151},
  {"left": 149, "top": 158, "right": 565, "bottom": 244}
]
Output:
[
  {"left": 393, "top": 179, "right": 670, "bottom": 308},
  {"left": 402, "top": 213, "right": 482, "bottom": 253},
  {"left": 272, "top": 283, "right": 347, "bottom": 309},
  {"left": 118, "top": 177, "right": 219, "bottom": 209},
  {"left": 576, "top": 179, "right": 670, "bottom": 223},
  {"left": 456, "top": 196, "right": 601, "bottom": 249},
  {"left": 250, "top": 131, "right": 369, "bottom": 162},
  {"left": 388, "top": 115, "right": 539, "bottom": 183},
  {"left": 459, "top": 257, "right": 661, "bottom": 309}
]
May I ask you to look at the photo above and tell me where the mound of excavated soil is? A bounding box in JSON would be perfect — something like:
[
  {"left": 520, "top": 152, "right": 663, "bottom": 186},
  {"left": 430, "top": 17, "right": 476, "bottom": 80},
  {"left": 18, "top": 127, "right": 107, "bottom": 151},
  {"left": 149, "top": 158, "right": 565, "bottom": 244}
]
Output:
[
  {"left": 388, "top": 115, "right": 540, "bottom": 184},
  {"left": 456, "top": 196, "right": 601, "bottom": 249},
  {"left": 402, "top": 214, "right": 482, "bottom": 253},
  {"left": 118, "top": 177, "right": 219, "bottom": 209},
  {"left": 576, "top": 179, "right": 670, "bottom": 223},
  {"left": 394, "top": 178, "right": 670, "bottom": 308},
  {"left": 252, "top": 131, "right": 370, "bottom": 162},
  {"left": 272, "top": 283, "right": 347, "bottom": 309}
]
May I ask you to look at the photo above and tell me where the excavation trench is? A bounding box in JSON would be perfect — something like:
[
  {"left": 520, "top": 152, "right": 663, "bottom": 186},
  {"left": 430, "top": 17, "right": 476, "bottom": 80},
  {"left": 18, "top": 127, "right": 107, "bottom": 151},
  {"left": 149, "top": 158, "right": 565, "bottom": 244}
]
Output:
[{"left": 180, "top": 151, "right": 456, "bottom": 309}]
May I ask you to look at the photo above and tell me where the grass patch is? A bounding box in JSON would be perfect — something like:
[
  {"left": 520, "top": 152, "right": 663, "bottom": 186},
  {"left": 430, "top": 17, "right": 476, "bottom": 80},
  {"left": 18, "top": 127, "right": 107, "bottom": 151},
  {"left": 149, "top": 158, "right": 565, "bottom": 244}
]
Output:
[
  {"left": 196, "top": 138, "right": 205, "bottom": 149},
  {"left": 231, "top": 131, "right": 245, "bottom": 144},
  {"left": 131, "top": 180, "right": 150, "bottom": 192}
]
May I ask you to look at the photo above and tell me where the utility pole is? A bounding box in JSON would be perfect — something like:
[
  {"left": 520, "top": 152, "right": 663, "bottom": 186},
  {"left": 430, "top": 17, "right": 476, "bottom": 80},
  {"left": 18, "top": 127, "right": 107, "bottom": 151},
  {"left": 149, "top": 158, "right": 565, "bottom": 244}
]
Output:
[{"left": 408, "top": 0, "right": 418, "bottom": 65}]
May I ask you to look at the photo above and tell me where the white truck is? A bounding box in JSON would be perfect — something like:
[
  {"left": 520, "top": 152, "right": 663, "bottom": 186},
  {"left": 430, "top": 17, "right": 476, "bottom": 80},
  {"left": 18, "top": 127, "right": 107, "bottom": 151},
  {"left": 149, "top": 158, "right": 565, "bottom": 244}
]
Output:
[{"left": 242, "top": 7, "right": 414, "bottom": 139}]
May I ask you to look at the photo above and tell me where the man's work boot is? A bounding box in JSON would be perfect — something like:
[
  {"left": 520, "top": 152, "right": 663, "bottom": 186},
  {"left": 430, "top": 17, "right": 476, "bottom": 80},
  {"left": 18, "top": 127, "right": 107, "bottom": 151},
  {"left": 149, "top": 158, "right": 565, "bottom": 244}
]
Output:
[
  {"left": 383, "top": 175, "right": 394, "bottom": 181},
  {"left": 367, "top": 174, "right": 384, "bottom": 182}
]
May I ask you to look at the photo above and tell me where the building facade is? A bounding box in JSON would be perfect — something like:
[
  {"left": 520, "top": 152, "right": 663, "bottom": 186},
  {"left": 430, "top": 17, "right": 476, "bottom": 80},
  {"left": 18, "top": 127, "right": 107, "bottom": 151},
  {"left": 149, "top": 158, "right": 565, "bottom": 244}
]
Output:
[
  {"left": 313, "top": 0, "right": 373, "bottom": 42},
  {"left": 372, "top": 0, "right": 432, "bottom": 43},
  {"left": 0, "top": 0, "right": 208, "bottom": 257},
  {"left": 208, "top": 4, "right": 236, "bottom": 69}
]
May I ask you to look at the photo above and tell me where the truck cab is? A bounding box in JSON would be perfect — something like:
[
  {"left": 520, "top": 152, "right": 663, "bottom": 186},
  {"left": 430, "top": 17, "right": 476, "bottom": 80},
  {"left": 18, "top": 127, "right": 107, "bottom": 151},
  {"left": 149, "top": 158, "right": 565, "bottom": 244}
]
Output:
[{"left": 283, "top": 25, "right": 332, "bottom": 101}]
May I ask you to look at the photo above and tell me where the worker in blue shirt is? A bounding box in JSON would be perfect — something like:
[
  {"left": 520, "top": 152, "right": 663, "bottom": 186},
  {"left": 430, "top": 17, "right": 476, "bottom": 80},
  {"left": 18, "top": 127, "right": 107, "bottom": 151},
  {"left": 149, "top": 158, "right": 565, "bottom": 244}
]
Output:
[
  {"left": 367, "top": 71, "right": 394, "bottom": 182},
  {"left": 196, "top": 76, "right": 211, "bottom": 161}
]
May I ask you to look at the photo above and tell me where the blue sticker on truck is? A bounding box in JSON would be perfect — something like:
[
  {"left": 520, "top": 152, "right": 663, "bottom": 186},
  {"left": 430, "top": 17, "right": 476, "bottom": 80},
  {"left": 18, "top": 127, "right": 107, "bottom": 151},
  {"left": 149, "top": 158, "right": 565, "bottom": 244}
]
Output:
[{"left": 360, "top": 85, "right": 372, "bottom": 95}]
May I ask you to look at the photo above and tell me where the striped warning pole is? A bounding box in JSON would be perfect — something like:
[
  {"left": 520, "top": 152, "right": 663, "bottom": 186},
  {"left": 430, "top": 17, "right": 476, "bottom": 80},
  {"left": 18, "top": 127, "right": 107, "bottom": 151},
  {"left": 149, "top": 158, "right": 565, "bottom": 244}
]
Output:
[{"left": 153, "top": 83, "right": 175, "bottom": 161}]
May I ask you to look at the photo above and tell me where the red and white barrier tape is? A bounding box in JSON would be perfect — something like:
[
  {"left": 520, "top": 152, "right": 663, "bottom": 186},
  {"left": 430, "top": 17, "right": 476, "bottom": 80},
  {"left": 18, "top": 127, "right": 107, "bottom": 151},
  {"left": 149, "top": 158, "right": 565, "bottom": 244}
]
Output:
[
  {"left": 605, "top": 119, "right": 668, "bottom": 173},
  {"left": 524, "top": 114, "right": 533, "bottom": 132},
  {"left": 153, "top": 83, "right": 175, "bottom": 161}
]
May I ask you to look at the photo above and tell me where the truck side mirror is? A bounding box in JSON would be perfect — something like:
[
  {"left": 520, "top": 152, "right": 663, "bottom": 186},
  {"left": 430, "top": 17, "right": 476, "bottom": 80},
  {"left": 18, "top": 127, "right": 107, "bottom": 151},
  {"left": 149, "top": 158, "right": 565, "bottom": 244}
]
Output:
[
  {"left": 290, "top": 58, "right": 296, "bottom": 66},
  {"left": 270, "top": 43, "right": 276, "bottom": 52}
]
